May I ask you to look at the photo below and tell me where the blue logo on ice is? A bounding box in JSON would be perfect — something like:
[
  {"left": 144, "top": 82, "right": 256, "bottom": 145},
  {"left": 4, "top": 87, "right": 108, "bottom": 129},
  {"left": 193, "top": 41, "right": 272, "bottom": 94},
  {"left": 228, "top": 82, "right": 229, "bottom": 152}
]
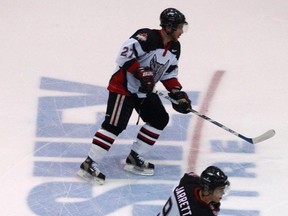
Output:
[
  {"left": 28, "top": 76, "right": 261, "bottom": 215},
  {"left": 27, "top": 77, "right": 199, "bottom": 215}
]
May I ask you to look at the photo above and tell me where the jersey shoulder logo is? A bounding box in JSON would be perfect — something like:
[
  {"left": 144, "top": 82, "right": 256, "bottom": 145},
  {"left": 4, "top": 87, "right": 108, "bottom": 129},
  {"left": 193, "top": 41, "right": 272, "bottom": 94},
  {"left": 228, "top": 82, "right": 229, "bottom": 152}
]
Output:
[{"left": 136, "top": 33, "right": 148, "bottom": 41}]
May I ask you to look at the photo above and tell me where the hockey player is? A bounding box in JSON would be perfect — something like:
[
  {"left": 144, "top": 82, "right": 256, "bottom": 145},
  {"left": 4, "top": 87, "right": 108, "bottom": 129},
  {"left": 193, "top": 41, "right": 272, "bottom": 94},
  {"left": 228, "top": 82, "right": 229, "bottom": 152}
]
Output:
[
  {"left": 157, "top": 166, "right": 230, "bottom": 216},
  {"left": 77, "top": 8, "right": 192, "bottom": 184}
]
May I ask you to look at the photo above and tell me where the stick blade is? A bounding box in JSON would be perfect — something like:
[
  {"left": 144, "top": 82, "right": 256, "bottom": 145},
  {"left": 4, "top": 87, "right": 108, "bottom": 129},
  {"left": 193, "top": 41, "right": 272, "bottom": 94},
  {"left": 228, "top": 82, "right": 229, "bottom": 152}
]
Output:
[{"left": 252, "top": 129, "right": 276, "bottom": 144}]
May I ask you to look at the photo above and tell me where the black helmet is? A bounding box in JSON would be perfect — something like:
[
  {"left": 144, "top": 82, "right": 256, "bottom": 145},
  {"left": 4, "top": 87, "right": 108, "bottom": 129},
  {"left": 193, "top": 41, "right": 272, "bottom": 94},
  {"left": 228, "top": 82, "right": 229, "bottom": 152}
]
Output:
[
  {"left": 200, "top": 166, "right": 230, "bottom": 193},
  {"left": 160, "top": 8, "right": 188, "bottom": 29}
]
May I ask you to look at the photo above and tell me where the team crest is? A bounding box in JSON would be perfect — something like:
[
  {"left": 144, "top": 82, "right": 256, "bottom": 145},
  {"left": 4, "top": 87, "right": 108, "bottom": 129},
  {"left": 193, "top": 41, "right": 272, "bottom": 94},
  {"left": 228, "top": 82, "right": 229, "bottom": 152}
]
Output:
[{"left": 150, "top": 55, "right": 169, "bottom": 81}]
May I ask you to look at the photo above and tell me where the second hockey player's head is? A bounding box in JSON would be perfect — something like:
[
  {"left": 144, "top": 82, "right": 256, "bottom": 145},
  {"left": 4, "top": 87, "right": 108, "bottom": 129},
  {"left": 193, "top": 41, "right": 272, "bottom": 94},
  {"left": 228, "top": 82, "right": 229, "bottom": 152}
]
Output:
[{"left": 200, "top": 166, "right": 231, "bottom": 202}]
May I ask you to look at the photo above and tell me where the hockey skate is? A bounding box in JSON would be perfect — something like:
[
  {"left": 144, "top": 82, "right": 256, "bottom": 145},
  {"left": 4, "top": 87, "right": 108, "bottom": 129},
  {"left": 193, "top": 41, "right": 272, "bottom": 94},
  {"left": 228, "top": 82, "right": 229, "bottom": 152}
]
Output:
[
  {"left": 124, "top": 150, "right": 154, "bottom": 176},
  {"left": 77, "top": 157, "right": 106, "bottom": 185}
]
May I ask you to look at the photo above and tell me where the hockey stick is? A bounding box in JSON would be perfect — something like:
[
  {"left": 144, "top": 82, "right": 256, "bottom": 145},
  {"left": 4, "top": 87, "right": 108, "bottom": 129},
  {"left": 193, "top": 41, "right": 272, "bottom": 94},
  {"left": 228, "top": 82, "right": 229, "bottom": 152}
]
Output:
[{"left": 155, "top": 90, "right": 275, "bottom": 144}]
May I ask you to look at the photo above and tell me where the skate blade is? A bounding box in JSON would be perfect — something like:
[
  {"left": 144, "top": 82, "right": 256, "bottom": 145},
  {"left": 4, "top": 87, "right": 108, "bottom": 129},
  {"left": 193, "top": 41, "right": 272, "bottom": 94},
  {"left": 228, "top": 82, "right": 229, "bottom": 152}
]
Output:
[
  {"left": 77, "top": 169, "right": 105, "bottom": 185},
  {"left": 123, "top": 164, "right": 154, "bottom": 176}
]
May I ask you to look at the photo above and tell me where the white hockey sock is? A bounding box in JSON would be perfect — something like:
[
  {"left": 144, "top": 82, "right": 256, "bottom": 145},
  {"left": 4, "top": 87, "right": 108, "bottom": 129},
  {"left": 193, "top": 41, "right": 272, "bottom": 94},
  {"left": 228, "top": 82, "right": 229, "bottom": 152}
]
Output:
[
  {"left": 131, "top": 124, "right": 162, "bottom": 155},
  {"left": 88, "top": 129, "right": 117, "bottom": 162}
]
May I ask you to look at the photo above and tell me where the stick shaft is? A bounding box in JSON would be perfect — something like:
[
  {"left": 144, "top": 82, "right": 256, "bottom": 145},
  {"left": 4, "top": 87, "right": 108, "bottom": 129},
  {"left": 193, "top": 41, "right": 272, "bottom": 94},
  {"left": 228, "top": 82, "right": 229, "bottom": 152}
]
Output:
[{"left": 155, "top": 90, "right": 274, "bottom": 144}]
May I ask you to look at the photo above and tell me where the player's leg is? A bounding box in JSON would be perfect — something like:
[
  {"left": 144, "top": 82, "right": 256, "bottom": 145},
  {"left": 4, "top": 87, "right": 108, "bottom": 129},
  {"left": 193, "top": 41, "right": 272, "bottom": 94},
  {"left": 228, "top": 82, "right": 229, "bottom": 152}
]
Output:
[
  {"left": 124, "top": 93, "right": 169, "bottom": 175},
  {"left": 78, "top": 92, "right": 134, "bottom": 184}
]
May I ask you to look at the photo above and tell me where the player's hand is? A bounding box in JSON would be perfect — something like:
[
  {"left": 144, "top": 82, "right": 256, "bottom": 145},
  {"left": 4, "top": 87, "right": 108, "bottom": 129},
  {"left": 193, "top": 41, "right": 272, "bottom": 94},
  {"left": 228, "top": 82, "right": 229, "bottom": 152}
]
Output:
[
  {"left": 134, "top": 67, "right": 155, "bottom": 93},
  {"left": 210, "top": 202, "right": 220, "bottom": 214},
  {"left": 168, "top": 91, "right": 192, "bottom": 114}
]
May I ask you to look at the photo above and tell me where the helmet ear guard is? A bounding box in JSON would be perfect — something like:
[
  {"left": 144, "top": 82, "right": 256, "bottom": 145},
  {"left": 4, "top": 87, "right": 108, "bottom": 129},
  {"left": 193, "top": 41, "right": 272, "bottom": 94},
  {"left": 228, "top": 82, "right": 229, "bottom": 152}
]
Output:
[{"left": 201, "top": 184, "right": 212, "bottom": 194}]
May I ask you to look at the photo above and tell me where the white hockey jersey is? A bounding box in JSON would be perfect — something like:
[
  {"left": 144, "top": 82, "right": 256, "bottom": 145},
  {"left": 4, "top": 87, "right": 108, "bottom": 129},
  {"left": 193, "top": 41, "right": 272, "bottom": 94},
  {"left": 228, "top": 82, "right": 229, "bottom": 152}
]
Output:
[{"left": 107, "top": 28, "right": 183, "bottom": 97}]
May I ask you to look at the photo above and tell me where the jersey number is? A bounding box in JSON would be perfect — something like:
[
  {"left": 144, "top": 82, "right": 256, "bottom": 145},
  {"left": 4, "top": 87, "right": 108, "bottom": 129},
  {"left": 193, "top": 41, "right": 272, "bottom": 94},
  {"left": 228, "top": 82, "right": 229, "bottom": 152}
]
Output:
[{"left": 120, "top": 46, "right": 134, "bottom": 58}]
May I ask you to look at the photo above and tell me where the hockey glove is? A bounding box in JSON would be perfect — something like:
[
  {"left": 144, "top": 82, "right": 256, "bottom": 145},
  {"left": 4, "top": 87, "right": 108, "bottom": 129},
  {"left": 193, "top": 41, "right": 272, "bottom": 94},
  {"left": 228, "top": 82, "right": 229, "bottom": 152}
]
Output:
[
  {"left": 134, "top": 67, "right": 155, "bottom": 93},
  {"left": 210, "top": 202, "right": 220, "bottom": 215},
  {"left": 168, "top": 91, "right": 192, "bottom": 114}
]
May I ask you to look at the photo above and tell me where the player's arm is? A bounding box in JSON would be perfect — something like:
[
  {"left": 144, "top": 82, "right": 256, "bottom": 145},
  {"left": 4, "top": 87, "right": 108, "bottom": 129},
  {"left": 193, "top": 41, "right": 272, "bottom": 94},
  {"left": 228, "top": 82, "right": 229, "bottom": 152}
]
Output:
[
  {"left": 116, "top": 30, "right": 155, "bottom": 93},
  {"left": 116, "top": 28, "right": 152, "bottom": 73},
  {"left": 162, "top": 76, "right": 192, "bottom": 114}
]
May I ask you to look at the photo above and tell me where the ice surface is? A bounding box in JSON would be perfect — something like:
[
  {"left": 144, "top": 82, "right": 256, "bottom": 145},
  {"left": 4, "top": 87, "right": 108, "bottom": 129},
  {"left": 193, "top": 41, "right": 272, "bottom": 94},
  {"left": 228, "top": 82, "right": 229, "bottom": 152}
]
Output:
[{"left": 1, "top": 0, "right": 287, "bottom": 215}]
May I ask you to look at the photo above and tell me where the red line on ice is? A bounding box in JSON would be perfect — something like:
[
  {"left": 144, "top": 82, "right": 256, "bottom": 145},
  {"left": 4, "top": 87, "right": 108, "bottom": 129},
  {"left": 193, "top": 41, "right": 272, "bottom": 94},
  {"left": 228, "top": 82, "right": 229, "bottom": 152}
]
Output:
[{"left": 187, "top": 70, "right": 225, "bottom": 171}]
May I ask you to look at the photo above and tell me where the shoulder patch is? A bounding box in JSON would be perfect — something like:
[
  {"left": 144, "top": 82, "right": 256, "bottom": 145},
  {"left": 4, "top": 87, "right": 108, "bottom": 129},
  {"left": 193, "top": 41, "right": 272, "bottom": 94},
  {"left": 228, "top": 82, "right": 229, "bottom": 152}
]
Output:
[{"left": 136, "top": 33, "right": 148, "bottom": 41}]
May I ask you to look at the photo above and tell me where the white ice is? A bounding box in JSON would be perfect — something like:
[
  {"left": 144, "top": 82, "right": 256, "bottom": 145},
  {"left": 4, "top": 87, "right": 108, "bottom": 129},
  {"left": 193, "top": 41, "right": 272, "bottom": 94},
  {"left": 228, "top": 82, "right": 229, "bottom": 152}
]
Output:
[{"left": 0, "top": 0, "right": 287, "bottom": 215}]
